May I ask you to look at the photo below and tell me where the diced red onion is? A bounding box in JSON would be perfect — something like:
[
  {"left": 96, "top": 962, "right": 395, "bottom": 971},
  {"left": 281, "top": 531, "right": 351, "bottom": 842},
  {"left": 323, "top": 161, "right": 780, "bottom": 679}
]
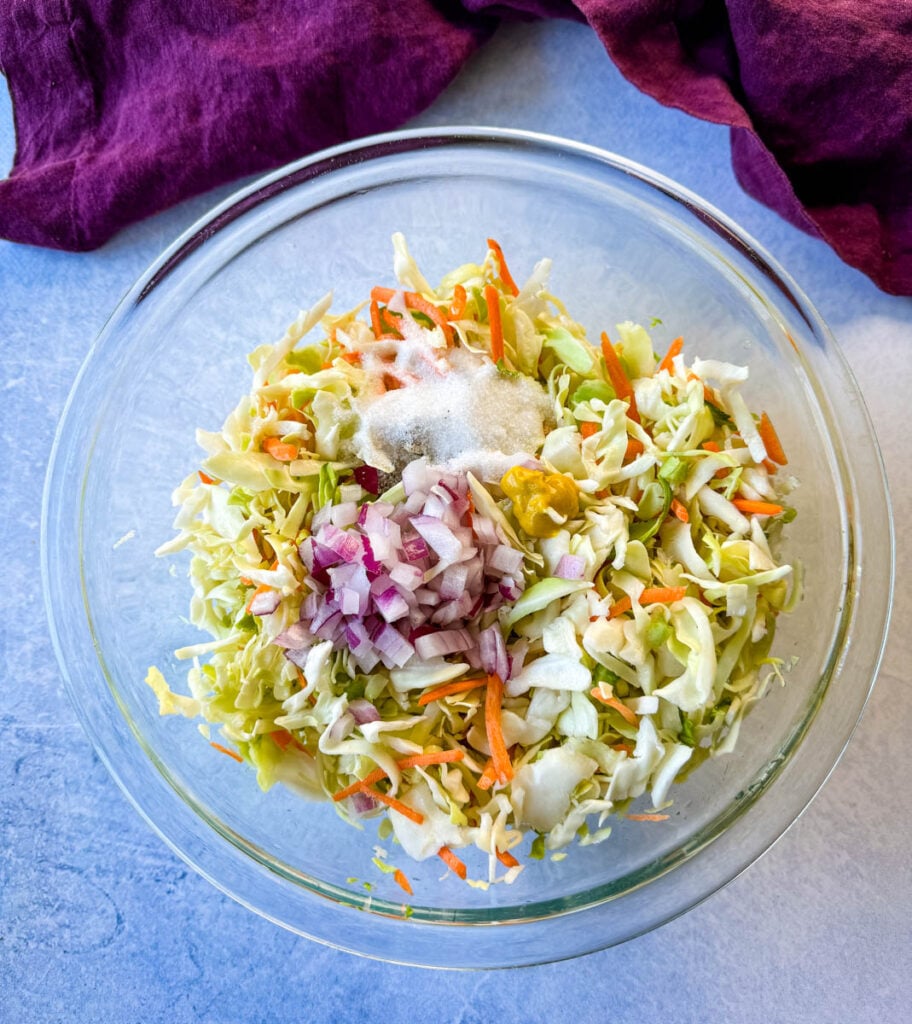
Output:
[
  {"left": 330, "top": 501, "right": 359, "bottom": 528},
  {"left": 249, "top": 589, "right": 281, "bottom": 616},
  {"left": 283, "top": 647, "right": 310, "bottom": 669},
  {"left": 414, "top": 628, "right": 474, "bottom": 660},
  {"left": 479, "top": 624, "right": 509, "bottom": 680},
  {"left": 372, "top": 623, "right": 415, "bottom": 667},
  {"left": 350, "top": 790, "right": 377, "bottom": 814},
  {"left": 554, "top": 554, "right": 586, "bottom": 580},
  {"left": 410, "top": 515, "right": 462, "bottom": 562},
  {"left": 313, "top": 608, "right": 344, "bottom": 640},
  {"left": 273, "top": 620, "right": 314, "bottom": 650},
  {"left": 389, "top": 562, "right": 423, "bottom": 592},
  {"left": 373, "top": 585, "right": 410, "bottom": 623},
  {"left": 401, "top": 535, "right": 429, "bottom": 562},
  {"left": 348, "top": 698, "right": 381, "bottom": 724},
  {"left": 488, "top": 544, "right": 524, "bottom": 576}
]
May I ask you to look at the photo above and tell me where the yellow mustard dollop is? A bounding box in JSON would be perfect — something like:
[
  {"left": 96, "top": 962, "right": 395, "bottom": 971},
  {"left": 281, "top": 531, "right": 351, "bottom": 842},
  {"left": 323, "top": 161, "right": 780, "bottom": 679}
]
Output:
[{"left": 500, "top": 466, "right": 579, "bottom": 538}]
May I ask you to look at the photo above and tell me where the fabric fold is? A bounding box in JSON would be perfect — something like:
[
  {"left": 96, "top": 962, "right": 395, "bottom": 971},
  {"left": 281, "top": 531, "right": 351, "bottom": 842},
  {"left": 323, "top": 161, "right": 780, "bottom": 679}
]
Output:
[{"left": 1, "top": 1, "right": 910, "bottom": 294}]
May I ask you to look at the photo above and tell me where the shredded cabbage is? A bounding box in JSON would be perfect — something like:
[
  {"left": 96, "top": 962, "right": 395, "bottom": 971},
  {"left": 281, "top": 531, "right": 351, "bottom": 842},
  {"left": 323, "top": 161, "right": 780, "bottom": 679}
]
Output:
[{"left": 148, "top": 236, "right": 798, "bottom": 891}]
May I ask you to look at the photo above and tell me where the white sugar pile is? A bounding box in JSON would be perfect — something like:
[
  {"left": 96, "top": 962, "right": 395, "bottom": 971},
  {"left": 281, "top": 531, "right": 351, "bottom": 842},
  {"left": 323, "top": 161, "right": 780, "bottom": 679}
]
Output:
[{"left": 353, "top": 347, "right": 551, "bottom": 481}]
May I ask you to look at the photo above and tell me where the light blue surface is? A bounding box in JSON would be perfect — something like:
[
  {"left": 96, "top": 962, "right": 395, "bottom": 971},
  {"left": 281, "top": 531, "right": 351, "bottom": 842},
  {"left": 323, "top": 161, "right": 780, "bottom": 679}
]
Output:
[{"left": 1, "top": 20, "right": 909, "bottom": 1022}]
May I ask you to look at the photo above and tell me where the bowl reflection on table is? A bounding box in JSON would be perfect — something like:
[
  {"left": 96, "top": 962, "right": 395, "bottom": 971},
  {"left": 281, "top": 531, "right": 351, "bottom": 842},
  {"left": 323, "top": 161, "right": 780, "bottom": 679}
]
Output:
[{"left": 42, "top": 128, "right": 893, "bottom": 968}]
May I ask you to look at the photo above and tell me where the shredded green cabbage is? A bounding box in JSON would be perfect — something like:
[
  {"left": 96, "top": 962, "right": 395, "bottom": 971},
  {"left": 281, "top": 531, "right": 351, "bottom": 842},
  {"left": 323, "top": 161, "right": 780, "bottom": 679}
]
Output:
[{"left": 148, "top": 236, "right": 798, "bottom": 890}]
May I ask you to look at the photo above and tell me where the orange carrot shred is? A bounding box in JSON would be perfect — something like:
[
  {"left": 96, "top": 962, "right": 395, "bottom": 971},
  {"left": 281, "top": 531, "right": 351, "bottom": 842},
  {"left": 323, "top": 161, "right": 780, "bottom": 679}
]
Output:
[
  {"left": 759, "top": 412, "right": 788, "bottom": 465},
  {"left": 263, "top": 436, "right": 299, "bottom": 461},
  {"left": 611, "top": 742, "right": 635, "bottom": 756},
  {"left": 477, "top": 758, "right": 498, "bottom": 791},
  {"left": 417, "top": 678, "right": 486, "bottom": 706},
  {"left": 360, "top": 785, "right": 424, "bottom": 825},
  {"left": 210, "top": 742, "right": 243, "bottom": 763},
  {"left": 438, "top": 846, "right": 468, "bottom": 880},
  {"left": 486, "top": 237, "right": 520, "bottom": 296},
  {"left": 732, "top": 499, "right": 784, "bottom": 516},
  {"left": 590, "top": 690, "right": 639, "bottom": 727},
  {"left": 624, "top": 437, "right": 645, "bottom": 462},
  {"left": 447, "top": 284, "right": 467, "bottom": 320},
  {"left": 600, "top": 332, "right": 640, "bottom": 423},
  {"left": 396, "top": 750, "right": 465, "bottom": 770},
  {"left": 369, "top": 298, "right": 384, "bottom": 339},
  {"left": 671, "top": 498, "right": 689, "bottom": 523},
  {"left": 240, "top": 576, "right": 253, "bottom": 586},
  {"left": 331, "top": 751, "right": 465, "bottom": 802},
  {"left": 658, "top": 336, "right": 684, "bottom": 374},
  {"left": 641, "top": 586, "right": 687, "bottom": 605},
  {"left": 484, "top": 284, "right": 504, "bottom": 363},
  {"left": 332, "top": 768, "right": 387, "bottom": 802},
  {"left": 198, "top": 470, "right": 218, "bottom": 485},
  {"left": 485, "top": 673, "right": 513, "bottom": 783},
  {"left": 580, "top": 421, "right": 599, "bottom": 439},
  {"left": 609, "top": 595, "right": 632, "bottom": 619},
  {"left": 370, "top": 287, "right": 453, "bottom": 345},
  {"left": 496, "top": 848, "right": 520, "bottom": 869},
  {"left": 393, "top": 869, "right": 413, "bottom": 896},
  {"left": 702, "top": 440, "right": 721, "bottom": 452},
  {"left": 762, "top": 458, "right": 779, "bottom": 475},
  {"left": 626, "top": 813, "right": 670, "bottom": 822},
  {"left": 340, "top": 350, "right": 362, "bottom": 365}
]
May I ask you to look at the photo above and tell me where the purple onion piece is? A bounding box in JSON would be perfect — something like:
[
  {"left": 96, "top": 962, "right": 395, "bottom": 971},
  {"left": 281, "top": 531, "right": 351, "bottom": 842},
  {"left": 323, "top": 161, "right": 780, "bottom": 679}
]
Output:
[{"left": 353, "top": 464, "right": 380, "bottom": 495}]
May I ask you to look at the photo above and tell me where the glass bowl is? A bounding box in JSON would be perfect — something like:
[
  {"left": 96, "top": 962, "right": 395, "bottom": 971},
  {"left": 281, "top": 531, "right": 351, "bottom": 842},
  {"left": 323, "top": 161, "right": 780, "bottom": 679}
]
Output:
[{"left": 42, "top": 128, "right": 893, "bottom": 968}]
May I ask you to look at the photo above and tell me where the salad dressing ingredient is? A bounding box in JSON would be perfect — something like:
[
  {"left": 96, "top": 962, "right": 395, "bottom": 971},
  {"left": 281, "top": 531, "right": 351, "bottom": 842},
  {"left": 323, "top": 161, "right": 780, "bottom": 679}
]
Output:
[{"left": 500, "top": 466, "right": 579, "bottom": 538}]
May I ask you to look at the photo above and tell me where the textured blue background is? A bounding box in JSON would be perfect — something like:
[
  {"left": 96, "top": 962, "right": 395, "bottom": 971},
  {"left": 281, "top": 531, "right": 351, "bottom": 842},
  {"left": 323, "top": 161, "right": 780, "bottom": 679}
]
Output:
[{"left": 2, "top": 20, "right": 910, "bottom": 1023}]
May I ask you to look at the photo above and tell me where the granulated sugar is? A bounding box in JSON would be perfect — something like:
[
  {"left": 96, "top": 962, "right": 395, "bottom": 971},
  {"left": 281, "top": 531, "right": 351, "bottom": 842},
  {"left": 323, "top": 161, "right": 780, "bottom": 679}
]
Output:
[{"left": 353, "top": 346, "right": 551, "bottom": 480}]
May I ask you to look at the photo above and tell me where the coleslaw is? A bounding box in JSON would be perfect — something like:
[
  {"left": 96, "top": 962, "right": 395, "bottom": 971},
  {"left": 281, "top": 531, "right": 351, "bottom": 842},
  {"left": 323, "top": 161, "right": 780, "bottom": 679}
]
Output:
[{"left": 148, "top": 234, "right": 797, "bottom": 889}]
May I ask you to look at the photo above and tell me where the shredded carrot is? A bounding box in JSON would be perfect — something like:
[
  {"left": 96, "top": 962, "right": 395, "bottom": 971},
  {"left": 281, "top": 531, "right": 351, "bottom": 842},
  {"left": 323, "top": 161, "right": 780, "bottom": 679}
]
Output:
[
  {"left": 486, "top": 237, "right": 519, "bottom": 296},
  {"left": 641, "top": 586, "right": 687, "bottom": 605},
  {"left": 263, "top": 436, "right": 298, "bottom": 461},
  {"left": 477, "top": 758, "right": 498, "bottom": 791},
  {"left": 295, "top": 666, "right": 307, "bottom": 688},
  {"left": 369, "top": 298, "right": 384, "bottom": 339},
  {"left": 340, "top": 350, "right": 362, "bottom": 365},
  {"left": 484, "top": 284, "right": 504, "bottom": 363},
  {"left": 246, "top": 583, "right": 273, "bottom": 613},
  {"left": 271, "top": 729, "right": 306, "bottom": 753},
  {"left": 396, "top": 750, "right": 465, "bottom": 770},
  {"left": 658, "top": 336, "right": 684, "bottom": 374},
  {"left": 332, "top": 768, "right": 387, "bottom": 802},
  {"left": 626, "top": 813, "right": 670, "bottom": 822},
  {"left": 608, "top": 595, "right": 632, "bottom": 619},
  {"left": 580, "top": 421, "right": 599, "bottom": 439},
  {"left": 210, "top": 742, "right": 243, "bottom": 763},
  {"left": 671, "top": 498, "right": 689, "bottom": 523},
  {"left": 624, "top": 437, "right": 644, "bottom": 462},
  {"left": 393, "top": 869, "right": 413, "bottom": 896},
  {"left": 240, "top": 576, "right": 253, "bottom": 586},
  {"left": 762, "top": 458, "right": 779, "bottom": 475},
  {"left": 485, "top": 673, "right": 513, "bottom": 783},
  {"left": 600, "top": 332, "right": 640, "bottom": 423},
  {"left": 447, "top": 283, "right": 467, "bottom": 320},
  {"left": 611, "top": 742, "right": 634, "bottom": 756},
  {"left": 759, "top": 412, "right": 788, "bottom": 465},
  {"left": 438, "top": 845, "right": 467, "bottom": 880},
  {"left": 732, "top": 499, "right": 784, "bottom": 516},
  {"left": 417, "top": 678, "right": 486, "bottom": 706},
  {"left": 332, "top": 750, "right": 465, "bottom": 802},
  {"left": 370, "top": 287, "right": 453, "bottom": 345},
  {"left": 496, "top": 848, "right": 520, "bottom": 869},
  {"left": 702, "top": 440, "right": 721, "bottom": 452},
  {"left": 590, "top": 690, "right": 639, "bottom": 727},
  {"left": 198, "top": 470, "right": 218, "bottom": 485},
  {"left": 360, "top": 785, "right": 424, "bottom": 825}
]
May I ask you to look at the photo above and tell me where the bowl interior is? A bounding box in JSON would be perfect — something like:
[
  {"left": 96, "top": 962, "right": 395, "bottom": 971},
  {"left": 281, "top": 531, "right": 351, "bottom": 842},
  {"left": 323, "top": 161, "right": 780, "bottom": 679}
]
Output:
[{"left": 46, "top": 131, "right": 890, "bottom": 965}]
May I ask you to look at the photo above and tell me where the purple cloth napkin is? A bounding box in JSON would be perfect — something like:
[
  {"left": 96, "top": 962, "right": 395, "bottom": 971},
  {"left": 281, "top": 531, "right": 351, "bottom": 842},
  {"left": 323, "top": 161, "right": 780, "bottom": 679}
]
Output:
[{"left": 1, "top": 1, "right": 910, "bottom": 294}]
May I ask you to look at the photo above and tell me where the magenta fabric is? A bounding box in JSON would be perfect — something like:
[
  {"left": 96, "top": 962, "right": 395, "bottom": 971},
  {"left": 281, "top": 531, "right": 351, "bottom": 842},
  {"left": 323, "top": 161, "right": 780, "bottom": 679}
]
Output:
[{"left": 1, "top": 1, "right": 910, "bottom": 294}]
